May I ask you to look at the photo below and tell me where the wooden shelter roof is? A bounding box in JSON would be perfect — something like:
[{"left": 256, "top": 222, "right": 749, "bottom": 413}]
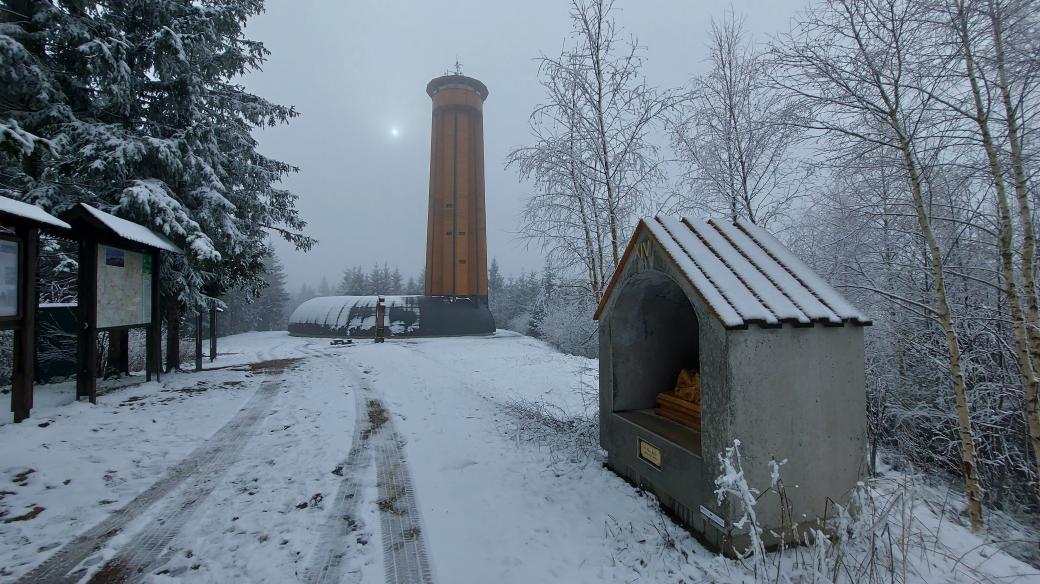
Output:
[
  {"left": 62, "top": 203, "right": 182, "bottom": 253},
  {"left": 594, "top": 216, "right": 869, "bottom": 328},
  {"left": 0, "top": 196, "right": 71, "bottom": 230}
]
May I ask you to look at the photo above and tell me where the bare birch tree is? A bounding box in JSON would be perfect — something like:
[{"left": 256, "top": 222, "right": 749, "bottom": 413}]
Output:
[
  {"left": 924, "top": 0, "right": 1040, "bottom": 502},
  {"left": 670, "top": 10, "right": 807, "bottom": 228},
  {"left": 510, "top": 59, "right": 609, "bottom": 301},
  {"left": 774, "top": 0, "right": 986, "bottom": 528},
  {"left": 981, "top": 0, "right": 1040, "bottom": 494},
  {"left": 510, "top": 0, "right": 672, "bottom": 301}
]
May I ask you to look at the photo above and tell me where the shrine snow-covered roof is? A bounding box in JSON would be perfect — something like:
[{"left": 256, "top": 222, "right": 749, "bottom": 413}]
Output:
[{"left": 596, "top": 216, "right": 869, "bottom": 328}]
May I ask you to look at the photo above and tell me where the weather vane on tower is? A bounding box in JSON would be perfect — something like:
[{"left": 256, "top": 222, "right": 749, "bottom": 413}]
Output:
[{"left": 443, "top": 57, "right": 464, "bottom": 77}]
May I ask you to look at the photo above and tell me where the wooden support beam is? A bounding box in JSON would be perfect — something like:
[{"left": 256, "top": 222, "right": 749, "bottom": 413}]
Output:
[
  {"left": 195, "top": 311, "right": 202, "bottom": 371},
  {"left": 148, "top": 250, "right": 161, "bottom": 382},
  {"left": 209, "top": 306, "right": 217, "bottom": 362},
  {"left": 76, "top": 240, "right": 98, "bottom": 403},
  {"left": 11, "top": 226, "right": 37, "bottom": 422}
]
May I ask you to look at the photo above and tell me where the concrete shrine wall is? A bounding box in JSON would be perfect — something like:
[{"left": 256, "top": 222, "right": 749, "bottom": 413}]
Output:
[
  {"left": 596, "top": 223, "right": 867, "bottom": 553},
  {"left": 726, "top": 325, "right": 866, "bottom": 532}
]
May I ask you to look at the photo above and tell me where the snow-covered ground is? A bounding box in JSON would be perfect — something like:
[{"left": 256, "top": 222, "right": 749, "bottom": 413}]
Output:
[{"left": 0, "top": 331, "right": 1036, "bottom": 583}]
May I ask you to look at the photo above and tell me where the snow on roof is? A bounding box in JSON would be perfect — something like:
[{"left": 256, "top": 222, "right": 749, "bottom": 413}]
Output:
[
  {"left": 0, "top": 196, "right": 70, "bottom": 230},
  {"left": 598, "top": 216, "right": 868, "bottom": 328},
  {"left": 78, "top": 204, "right": 182, "bottom": 253}
]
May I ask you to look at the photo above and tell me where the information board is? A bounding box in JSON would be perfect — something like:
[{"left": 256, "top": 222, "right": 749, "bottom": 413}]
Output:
[
  {"left": 0, "top": 239, "right": 19, "bottom": 318},
  {"left": 96, "top": 244, "right": 152, "bottom": 328}
]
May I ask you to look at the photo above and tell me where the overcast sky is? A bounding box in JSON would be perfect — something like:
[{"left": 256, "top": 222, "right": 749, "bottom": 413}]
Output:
[{"left": 242, "top": 0, "right": 810, "bottom": 292}]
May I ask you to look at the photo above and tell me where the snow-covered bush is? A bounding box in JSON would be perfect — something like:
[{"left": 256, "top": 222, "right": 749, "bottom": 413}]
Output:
[
  {"left": 36, "top": 320, "right": 75, "bottom": 372},
  {"left": 530, "top": 288, "right": 599, "bottom": 358},
  {"left": 710, "top": 441, "right": 1031, "bottom": 583},
  {"left": 503, "top": 363, "right": 600, "bottom": 466},
  {"left": 0, "top": 330, "right": 11, "bottom": 387},
  {"left": 715, "top": 440, "right": 769, "bottom": 578},
  {"left": 503, "top": 398, "right": 599, "bottom": 465},
  {"left": 128, "top": 329, "right": 148, "bottom": 372}
]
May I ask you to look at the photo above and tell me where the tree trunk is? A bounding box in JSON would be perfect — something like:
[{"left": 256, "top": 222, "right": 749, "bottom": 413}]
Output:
[
  {"left": 985, "top": 1, "right": 1040, "bottom": 488},
  {"left": 589, "top": 20, "right": 621, "bottom": 270},
  {"left": 956, "top": 0, "right": 1040, "bottom": 502},
  {"left": 898, "top": 134, "right": 984, "bottom": 529},
  {"left": 106, "top": 329, "right": 129, "bottom": 377}
]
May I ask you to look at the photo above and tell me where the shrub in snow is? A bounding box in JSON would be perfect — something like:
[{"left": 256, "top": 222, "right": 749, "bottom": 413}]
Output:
[
  {"left": 502, "top": 364, "right": 601, "bottom": 466},
  {"left": 715, "top": 439, "right": 769, "bottom": 578},
  {"left": 0, "top": 330, "right": 11, "bottom": 386},
  {"left": 708, "top": 440, "right": 1031, "bottom": 583}
]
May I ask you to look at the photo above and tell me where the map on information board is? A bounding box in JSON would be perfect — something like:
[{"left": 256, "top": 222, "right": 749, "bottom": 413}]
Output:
[
  {"left": 96, "top": 244, "right": 152, "bottom": 328},
  {"left": 0, "top": 240, "right": 18, "bottom": 318}
]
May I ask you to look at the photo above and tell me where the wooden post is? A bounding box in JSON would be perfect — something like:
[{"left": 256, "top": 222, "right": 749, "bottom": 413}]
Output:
[
  {"left": 165, "top": 299, "right": 180, "bottom": 372},
  {"left": 209, "top": 305, "right": 217, "bottom": 362},
  {"left": 374, "top": 295, "right": 386, "bottom": 343},
  {"left": 11, "top": 226, "right": 37, "bottom": 422},
  {"left": 195, "top": 311, "right": 202, "bottom": 371},
  {"left": 76, "top": 240, "right": 98, "bottom": 403},
  {"left": 148, "top": 250, "right": 161, "bottom": 382}
]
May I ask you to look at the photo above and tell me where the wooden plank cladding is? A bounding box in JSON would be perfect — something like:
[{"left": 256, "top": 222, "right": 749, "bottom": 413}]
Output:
[{"left": 424, "top": 75, "right": 489, "bottom": 300}]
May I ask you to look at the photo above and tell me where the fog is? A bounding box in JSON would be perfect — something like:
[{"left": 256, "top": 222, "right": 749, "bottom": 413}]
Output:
[{"left": 242, "top": 0, "right": 809, "bottom": 291}]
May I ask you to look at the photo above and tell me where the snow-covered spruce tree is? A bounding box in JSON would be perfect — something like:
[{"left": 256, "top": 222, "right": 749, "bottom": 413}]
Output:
[
  {"left": 252, "top": 255, "right": 289, "bottom": 331},
  {"left": 317, "top": 276, "right": 331, "bottom": 297},
  {"left": 488, "top": 258, "right": 504, "bottom": 307},
  {"left": 0, "top": 1, "right": 313, "bottom": 364},
  {"left": 293, "top": 282, "right": 317, "bottom": 309},
  {"left": 221, "top": 254, "right": 289, "bottom": 333},
  {"left": 0, "top": 1, "right": 62, "bottom": 176}
]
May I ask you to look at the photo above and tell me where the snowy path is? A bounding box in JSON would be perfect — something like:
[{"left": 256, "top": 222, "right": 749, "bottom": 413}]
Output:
[
  {"left": 3, "top": 331, "right": 1037, "bottom": 584},
  {"left": 21, "top": 377, "right": 287, "bottom": 583},
  {"left": 371, "top": 396, "right": 435, "bottom": 584},
  {"left": 302, "top": 363, "right": 434, "bottom": 584},
  {"left": 301, "top": 358, "right": 370, "bottom": 584}
]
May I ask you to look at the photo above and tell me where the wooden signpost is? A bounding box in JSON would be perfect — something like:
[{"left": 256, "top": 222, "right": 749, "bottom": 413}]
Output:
[
  {"left": 195, "top": 311, "right": 203, "bottom": 371},
  {"left": 61, "top": 204, "right": 182, "bottom": 403},
  {"left": 0, "top": 197, "right": 71, "bottom": 422},
  {"left": 374, "top": 295, "right": 386, "bottom": 343},
  {"left": 210, "top": 306, "right": 218, "bottom": 362}
]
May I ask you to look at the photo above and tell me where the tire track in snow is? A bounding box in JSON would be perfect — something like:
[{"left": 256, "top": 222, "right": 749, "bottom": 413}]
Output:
[
  {"left": 302, "top": 358, "right": 374, "bottom": 584},
  {"left": 353, "top": 355, "right": 436, "bottom": 584},
  {"left": 82, "top": 382, "right": 284, "bottom": 583},
  {"left": 19, "top": 374, "right": 287, "bottom": 584},
  {"left": 305, "top": 356, "right": 436, "bottom": 584},
  {"left": 373, "top": 414, "right": 435, "bottom": 584}
]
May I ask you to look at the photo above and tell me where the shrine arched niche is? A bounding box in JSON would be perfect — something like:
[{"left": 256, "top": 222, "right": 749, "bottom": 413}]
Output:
[{"left": 608, "top": 269, "right": 700, "bottom": 422}]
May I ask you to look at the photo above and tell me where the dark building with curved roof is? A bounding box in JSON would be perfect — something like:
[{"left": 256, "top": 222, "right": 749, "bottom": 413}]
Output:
[{"left": 288, "top": 295, "right": 494, "bottom": 338}]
